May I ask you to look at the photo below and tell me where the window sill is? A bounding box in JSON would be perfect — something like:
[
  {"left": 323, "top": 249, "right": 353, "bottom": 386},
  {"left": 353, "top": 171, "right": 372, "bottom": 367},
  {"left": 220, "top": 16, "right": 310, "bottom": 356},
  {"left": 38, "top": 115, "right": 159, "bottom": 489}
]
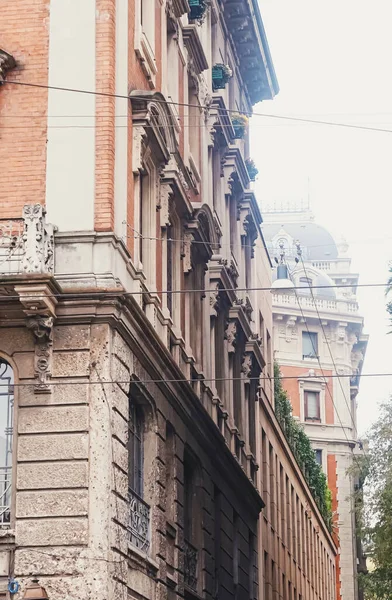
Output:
[{"left": 128, "top": 542, "right": 159, "bottom": 572}]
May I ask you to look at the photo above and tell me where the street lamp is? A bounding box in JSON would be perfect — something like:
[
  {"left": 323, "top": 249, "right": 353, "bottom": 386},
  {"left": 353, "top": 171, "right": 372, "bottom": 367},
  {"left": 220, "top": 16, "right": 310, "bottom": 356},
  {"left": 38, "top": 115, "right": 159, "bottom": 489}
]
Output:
[
  {"left": 270, "top": 263, "right": 295, "bottom": 292},
  {"left": 22, "top": 579, "right": 49, "bottom": 599},
  {"left": 270, "top": 240, "right": 295, "bottom": 293}
]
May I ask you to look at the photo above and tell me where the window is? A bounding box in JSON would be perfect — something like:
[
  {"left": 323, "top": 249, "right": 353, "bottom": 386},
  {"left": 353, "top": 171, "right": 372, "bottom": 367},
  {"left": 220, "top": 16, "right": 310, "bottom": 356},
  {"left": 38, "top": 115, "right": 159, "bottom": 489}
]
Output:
[
  {"left": 128, "top": 399, "right": 144, "bottom": 496},
  {"left": 304, "top": 391, "right": 321, "bottom": 422},
  {"left": 184, "top": 452, "right": 199, "bottom": 590},
  {"left": 315, "top": 449, "right": 323, "bottom": 466},
  {"left": 0, "top": 359, "right": 13, "bottom": 526},
  {"left": 302, "top": 331, "right": 318, "bottom": 359},
  {"left": 128, "top": 394, "right": 151, "bottom": 554}
]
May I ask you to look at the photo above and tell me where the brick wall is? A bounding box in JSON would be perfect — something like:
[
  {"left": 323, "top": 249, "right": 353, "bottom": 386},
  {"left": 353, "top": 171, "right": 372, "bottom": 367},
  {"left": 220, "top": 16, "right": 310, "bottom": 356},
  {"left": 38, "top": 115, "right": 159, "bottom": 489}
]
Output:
[
  {"left": 0, "top": 0, "right": 50, "bottom": 219},
  {"left": 95, "top": 0, "right": 116, "bottom": 231}
]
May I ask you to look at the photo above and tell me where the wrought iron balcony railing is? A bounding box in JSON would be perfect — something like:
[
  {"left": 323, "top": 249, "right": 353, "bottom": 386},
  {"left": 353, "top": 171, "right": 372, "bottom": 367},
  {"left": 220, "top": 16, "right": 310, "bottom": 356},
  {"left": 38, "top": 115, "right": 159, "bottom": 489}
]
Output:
[
  {"left": 0, "top": 205, "right": 55, "bottom": 277},
  {"left": 0, "top": 466, "right": 12, "bottom": 526},
  {"left": 128, "top": 488, "right": 150, "bottom": 554},
  {"left": 184, "top": 539, "right": 198, "bottom": 590}
]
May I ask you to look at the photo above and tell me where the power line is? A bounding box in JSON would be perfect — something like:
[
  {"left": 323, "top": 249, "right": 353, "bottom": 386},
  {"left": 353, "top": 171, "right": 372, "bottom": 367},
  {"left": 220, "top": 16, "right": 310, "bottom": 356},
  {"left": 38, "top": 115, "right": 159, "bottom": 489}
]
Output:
[
  {"left": 4, "top": 79, "right": 392, "bottom": 135},
  {"left": 0, "top": 281, "right": 388, "bottom": 302},
  {"left": 1, "top": 372, "right": 392, "bottom": 388},
  {"left": 123, "top": 224, "right": 392, "bottom": 255}
]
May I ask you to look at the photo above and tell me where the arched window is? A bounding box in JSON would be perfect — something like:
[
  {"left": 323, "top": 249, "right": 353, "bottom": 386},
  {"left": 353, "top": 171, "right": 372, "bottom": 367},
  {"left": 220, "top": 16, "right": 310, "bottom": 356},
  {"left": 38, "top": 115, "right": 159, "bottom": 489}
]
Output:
[
  {"left": 0, "top": 359, "right": 13, "bottom": 525},
  {"left": 128, "top": 395, "right": 151, "bottom": 553}
]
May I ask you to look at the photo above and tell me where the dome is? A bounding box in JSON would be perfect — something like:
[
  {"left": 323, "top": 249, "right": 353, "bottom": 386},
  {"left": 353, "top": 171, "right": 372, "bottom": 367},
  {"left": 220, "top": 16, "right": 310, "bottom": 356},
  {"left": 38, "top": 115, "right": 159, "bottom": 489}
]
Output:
[{"left": 262, "top": 221, "right": 338, "bottom": 260}]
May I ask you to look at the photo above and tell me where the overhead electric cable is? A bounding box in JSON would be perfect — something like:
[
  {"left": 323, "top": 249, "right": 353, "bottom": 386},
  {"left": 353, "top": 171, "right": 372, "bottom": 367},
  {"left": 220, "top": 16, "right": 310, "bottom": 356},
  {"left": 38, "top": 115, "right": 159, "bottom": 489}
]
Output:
[{"left": 4, "top": 79, "right": 392, "bottom": 134}]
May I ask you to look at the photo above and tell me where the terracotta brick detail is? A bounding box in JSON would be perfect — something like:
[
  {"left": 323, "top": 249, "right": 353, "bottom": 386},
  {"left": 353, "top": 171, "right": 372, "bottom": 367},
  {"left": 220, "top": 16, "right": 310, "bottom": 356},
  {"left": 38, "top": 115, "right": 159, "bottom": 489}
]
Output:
[
  {"left": 94, "top": 0, "right": 116, "bottom": 232},
  {"left": 0, "top": 0, "right": 50, "bottom": 219}
]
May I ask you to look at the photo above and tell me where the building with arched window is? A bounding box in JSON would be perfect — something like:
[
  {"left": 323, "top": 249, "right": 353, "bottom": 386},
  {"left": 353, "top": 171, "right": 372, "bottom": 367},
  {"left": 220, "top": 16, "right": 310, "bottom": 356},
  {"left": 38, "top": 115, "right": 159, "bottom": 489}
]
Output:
[
  {"left": 263, "top": 206, "right": 368, "bottom": 600},
  {"left": 0, "top": 4, "right": 337, "bottom": 600}
]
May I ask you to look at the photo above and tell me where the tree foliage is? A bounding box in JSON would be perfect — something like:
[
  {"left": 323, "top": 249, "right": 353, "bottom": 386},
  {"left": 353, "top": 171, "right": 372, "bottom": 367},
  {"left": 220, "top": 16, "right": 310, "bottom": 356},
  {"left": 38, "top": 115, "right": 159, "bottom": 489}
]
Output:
[
  {"left": 352, "top": 399, "right": 392, "bottom": 598},
  {"left": 274, "top": 363, "right": 333, "bottom": 530}
]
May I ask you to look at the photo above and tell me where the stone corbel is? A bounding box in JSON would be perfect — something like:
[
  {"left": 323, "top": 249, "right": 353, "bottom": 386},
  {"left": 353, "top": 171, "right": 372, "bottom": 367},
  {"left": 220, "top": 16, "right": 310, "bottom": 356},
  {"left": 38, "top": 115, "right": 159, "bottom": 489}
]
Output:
[
  {"left": 209, "top": 282, "right": 220, "bottom": 317},
  {"left": 241, "top": 352, "right": 253, "bottom": 378},
  {"left": 15, "top": 283, "right": 57, "bottom": 394},
  {"left": 158, "top": 182, "right": 173, "bottom": 227},
  {"left": 181, "top": 232, "right": 193, "bottom": 272},
  {"left": 225, "top": 320, "right": 237, "bottom": 353},
  {"left": 0, "top": 49, "right": 16, "bottom": 84},
  {"left": 132, "top": 125, "right": 146, "bottom": 173},
  {"left": 285, "top": 316, "right": 297, "bottom": 343},
  {"left": 26, "top": 315, "right": 54, "bottom": 393}
]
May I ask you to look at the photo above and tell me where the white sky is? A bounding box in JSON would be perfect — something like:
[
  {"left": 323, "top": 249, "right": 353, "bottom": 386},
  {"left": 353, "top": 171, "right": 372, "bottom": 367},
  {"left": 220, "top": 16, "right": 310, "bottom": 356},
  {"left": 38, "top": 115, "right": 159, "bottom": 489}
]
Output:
[{"left": 252, "top": 0, "right": 392, "bottom": 434}]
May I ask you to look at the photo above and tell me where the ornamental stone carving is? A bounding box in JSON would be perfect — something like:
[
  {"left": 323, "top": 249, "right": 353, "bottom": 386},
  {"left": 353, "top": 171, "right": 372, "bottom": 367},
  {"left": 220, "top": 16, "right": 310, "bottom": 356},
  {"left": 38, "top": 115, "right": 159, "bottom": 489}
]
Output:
[
  {"left": 22, "top": 204, "right": 56, "bottom": 274},
  {"left": 26, "top": 315, "right": 54, "bottom": 393},
  {"left": 225, "top": 320, "right": 237, "bottom": 353},
  {"left": 241, "top": 353, "right": 253, "bottom": 378},
  {"left": 209, "top": 283, "right": 220, "bottom": 317},
  {"left": 182, "top": 232, "right": 193, "bottom": 272},
  {"left": 158, "top": 182, "right": 173, "bottom": 227}
]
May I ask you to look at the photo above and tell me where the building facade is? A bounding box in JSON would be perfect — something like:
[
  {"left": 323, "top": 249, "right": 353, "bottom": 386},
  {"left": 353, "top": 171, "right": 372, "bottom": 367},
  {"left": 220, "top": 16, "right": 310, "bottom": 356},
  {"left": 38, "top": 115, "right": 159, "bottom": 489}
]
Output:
[
  {"left": 263, "top": 207, "right": 368, "bottom": 600},
  {"left": 1, "top": 3, "right": 336, "bottom": 600}
]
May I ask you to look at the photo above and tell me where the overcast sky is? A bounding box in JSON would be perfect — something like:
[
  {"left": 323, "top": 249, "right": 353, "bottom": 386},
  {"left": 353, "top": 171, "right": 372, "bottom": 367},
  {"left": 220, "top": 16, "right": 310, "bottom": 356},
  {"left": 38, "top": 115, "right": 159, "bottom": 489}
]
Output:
[{"left": 253, "top": 0, "right": 392, "bottom": 434}]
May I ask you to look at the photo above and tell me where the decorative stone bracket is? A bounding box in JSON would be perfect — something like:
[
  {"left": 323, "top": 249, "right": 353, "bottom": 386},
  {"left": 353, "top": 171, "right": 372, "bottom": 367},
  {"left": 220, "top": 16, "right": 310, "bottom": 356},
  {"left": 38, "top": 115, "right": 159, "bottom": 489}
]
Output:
[
  {"left": 15, "top": 283, "right": 57, "bottom": 394},
  {"left": 225, "top": 319, "right": 237, "bottom": 353},
  {"left": 26, "top": 315, "right": 54, "bottom": 393},
  {"left": 0, "top": 49, "right": 16, "bottom": 84}
]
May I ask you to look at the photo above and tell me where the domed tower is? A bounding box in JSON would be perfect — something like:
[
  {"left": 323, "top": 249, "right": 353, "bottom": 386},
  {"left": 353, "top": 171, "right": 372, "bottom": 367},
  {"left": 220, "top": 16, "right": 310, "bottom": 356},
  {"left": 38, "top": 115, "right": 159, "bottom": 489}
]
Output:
[{"left": 263, "top": 205, "right": 368, "bottom": 600}]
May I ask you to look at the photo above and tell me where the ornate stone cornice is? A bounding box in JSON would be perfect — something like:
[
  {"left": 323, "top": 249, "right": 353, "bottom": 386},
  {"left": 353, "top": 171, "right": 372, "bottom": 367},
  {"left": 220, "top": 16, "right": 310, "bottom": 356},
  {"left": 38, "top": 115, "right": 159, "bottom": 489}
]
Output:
[
  {"left": 0, "top": 49, "right": 16, "bottom": 84},
  {"left": 220, "top": 0, "right": 278, "bottom": 104},
  {"left": 182, "top": 25, "right": 209, "bottom": 74}
]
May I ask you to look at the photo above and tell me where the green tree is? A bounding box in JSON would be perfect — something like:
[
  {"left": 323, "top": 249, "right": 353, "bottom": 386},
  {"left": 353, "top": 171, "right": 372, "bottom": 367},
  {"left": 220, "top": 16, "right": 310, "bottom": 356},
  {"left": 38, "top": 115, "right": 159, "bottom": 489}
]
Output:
[
  {"left": 274, "top": 363, "right": 333, "bottom": 530},
  {"left": 353, "top": 400, "right": 392, "bottom": 598}
]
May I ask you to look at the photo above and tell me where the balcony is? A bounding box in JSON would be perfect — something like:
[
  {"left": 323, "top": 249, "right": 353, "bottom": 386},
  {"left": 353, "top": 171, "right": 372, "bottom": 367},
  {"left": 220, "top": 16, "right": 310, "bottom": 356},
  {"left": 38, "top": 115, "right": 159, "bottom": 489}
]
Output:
[
  {"left": 128, "top": 489, "right": 151, "bottom": 554},
  {"left": 273, "top": 292, "right": 359, "bottom": 315},
  {"left": 0, "top": 205, "right": 56, "bottom": 278},
  {"left": 184, "top": 539, "right": 198, "bottom": 590}
]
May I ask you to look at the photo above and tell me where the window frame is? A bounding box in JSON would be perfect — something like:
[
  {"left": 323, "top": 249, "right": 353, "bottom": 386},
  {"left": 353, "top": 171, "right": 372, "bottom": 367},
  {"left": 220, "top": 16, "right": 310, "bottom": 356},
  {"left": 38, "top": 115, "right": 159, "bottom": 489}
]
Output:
[
  {"left": 304, "top": 390, "right": 321, "bottom": 422},
  {"left": 0, "top": 358, "right": 14, "bottom": 527},
  {"left": 302, "top": 331, "right": 318, "bottom": 359}
]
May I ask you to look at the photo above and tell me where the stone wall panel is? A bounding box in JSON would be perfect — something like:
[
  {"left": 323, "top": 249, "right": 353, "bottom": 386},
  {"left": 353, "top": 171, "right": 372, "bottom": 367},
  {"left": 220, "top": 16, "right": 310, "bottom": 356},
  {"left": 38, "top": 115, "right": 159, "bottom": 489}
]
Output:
[
  {"left": 18, "top": 405, "right": 89, "bottom": 434},
  {"left": 17, "top": 462, "right": 88, "bottom": 489},
  {"left": 0, "top": 329, "right": 33, "bottom": 356},
  {"left": 52, "top": 350, "right": 91, "bottom": 378},
  {"left": 18, "top": 382, "right": 89, "bottom": 406},
  {"left": 16, "top": 490, "right": 88, "bottom": 518},
  {"left": 16, "top": 517, "right": 88, "bottom": 546},
  {"left": 18, "top": 433, "right": 88, "bottom": 461},
  {"left": 53, "top": 325, "right": 91, "bottom": 351}
]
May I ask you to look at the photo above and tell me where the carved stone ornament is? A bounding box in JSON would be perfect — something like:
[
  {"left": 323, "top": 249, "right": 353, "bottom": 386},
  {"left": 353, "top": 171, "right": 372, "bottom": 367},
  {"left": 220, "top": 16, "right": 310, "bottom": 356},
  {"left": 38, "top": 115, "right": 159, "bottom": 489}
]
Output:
[
  {"left": 241, "top": 353, "right": 253, "bottom": 378},
  {"left": 0, "top": 49, "right": 16, "bottom": 84},
  {"left": 209, "top": 283, "right": 220, "bottom": 317},
  {"left": 244, "top": 296, "right": 253, "bottom": 321},
  {"left": 227, "top": 259, "right": 239, "bottom": 287},
  {"left": 22, "top": 204, "right": 56, "bottom": 274},
  {"left": 182, "top": 232, "right": 193, "bottom": 272},
  {"left": 224, "top": 320, "right": 237, "bottom": 353},
  {"left": 285, "top": 316, "right": 297, "bottom": 343},
  {"left": 26, "top": 316, "right": 54, "bottom": 393},
  {"left": 158, "top": 182, "right": 173, "bottom": 227}
]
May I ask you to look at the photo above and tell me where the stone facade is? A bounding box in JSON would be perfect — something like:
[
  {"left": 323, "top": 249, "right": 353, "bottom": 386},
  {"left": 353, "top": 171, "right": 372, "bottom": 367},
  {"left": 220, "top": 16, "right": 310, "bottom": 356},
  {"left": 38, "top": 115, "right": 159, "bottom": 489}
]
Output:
[
  {"left": 0, "top": 3, "right": 336, "bottom": 600},
  {"left": 263, "top": 207, "right": 368, "bottom": 600}
]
